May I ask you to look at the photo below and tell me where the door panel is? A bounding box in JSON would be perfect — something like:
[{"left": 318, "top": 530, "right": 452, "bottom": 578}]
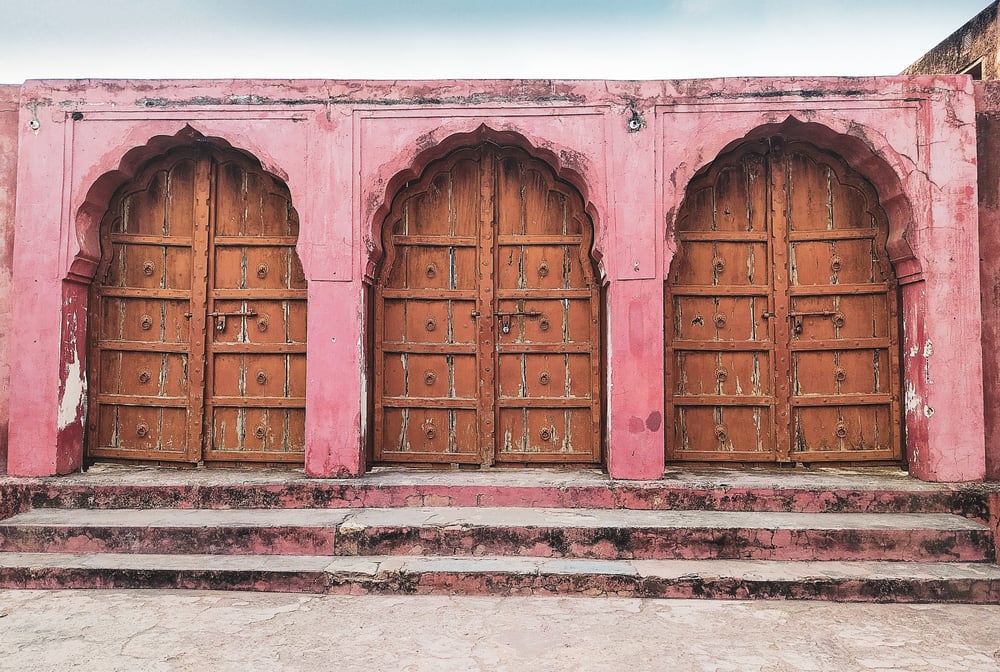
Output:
[
  {"left": 667, "top": 141, "right": 900, "bottom": 463},
  {"left": 88, "top": 147, "right": 306, "bottom": 464},
  {"left": 375, "top": 144, "right": 601, "bottom": 466}
]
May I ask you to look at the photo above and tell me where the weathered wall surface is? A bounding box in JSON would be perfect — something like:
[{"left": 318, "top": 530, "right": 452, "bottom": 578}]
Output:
[
  {"left": 904, "top": 2, "right": 998, "bottom": 78},
  {"left": 2, "top": 77, "right": 987, "bottom": 481},
  {"left": 0, "top": 85, "right": 19, "bottom": 475},
  {"left": 977, "top": 80, "right": 1000, "bottom": 480}
]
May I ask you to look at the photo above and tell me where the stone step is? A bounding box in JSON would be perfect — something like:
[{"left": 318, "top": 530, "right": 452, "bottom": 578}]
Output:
[
  {"left": 2, "top": 552, "right": 999, "bottom": 602},
  {"left": 0, "top": 507, "right": 991, "bottom": 562},
  {"left": 7, "top": 475, "right": 988, "bottom": 518},
  {"left": 5, "top": 466, "right": 993, "bottom": 522}
]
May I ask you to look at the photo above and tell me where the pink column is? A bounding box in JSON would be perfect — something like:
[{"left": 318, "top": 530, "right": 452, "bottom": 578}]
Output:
[
  {"left": 606, "top": 279, "right": 665, "bottom": 480},
  {"left": 303, "top": 280, "right": 366, "bottom": 477},
  {"left": 7, "top": 97, "right": 73, "bottom": 476},
  {"left": 905, "top": 83, "right": 985, "bottom": 482}
]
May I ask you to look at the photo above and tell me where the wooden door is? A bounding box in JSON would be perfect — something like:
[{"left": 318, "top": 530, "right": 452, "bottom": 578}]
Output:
[
  {"left": 87, "top": 146, "right": 307, "bottom": 464},
  {"left": 374, "top": 144, "right": 601, "bottom": 466},
  {"left": 666, "top": 139, "right": 901, "bottom": 462}
]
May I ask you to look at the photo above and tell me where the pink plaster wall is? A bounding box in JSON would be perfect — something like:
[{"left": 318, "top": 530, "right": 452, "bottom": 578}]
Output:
[
  {"left": 975, "top": 81, "right": 1000, "bottom": 480},
  {"left": 0, "top": 86, "right": 18, "bottom": 475},
  {"left": 2, "top": 77, "right": 988, "bottom": 482}
]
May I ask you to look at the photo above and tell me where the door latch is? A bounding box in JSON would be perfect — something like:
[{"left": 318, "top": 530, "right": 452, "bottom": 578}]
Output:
[
  {"left": 206, "top": 309, "right": 258, "bottom": 332},
  {"left": 787, "top": 310, "right": 839, "bottom": 335},
  {"left": 496, "top": 309, "right": 542, "bottom": 334}
]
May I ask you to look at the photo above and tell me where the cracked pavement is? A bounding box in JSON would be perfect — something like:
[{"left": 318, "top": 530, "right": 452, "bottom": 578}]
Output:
[{"left": 1, "top": 590, "right": 999, "bottom": 671}]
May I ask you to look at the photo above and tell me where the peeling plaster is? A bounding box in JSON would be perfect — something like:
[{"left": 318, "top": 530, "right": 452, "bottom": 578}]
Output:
[
  {"left": 923, "top": 339, "right": 934, "bottom": 385},
  {"left": 905, "top": 381, "right": 922, "bottom": 417},
  {"left": 57, "top": 351, "right": 85, "bottom": 432}
]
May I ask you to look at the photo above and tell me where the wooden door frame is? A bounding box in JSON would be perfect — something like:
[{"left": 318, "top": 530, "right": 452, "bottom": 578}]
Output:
[
  {"left": 665, "top": 137, "right": 903, "bottom": 464},
  {"left": 85, "top": 143, "right": 307, "bottom": 466},
  {"left": 369, "top": 139, "right": 605, "bottom": 468}
]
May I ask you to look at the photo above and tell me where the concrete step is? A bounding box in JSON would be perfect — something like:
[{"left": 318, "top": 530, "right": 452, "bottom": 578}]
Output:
[
  {"left": 0, "top": 507, "right": 991, "bottom": 562},
  {"left": 2, "top": 552, "right": 1000, "bottom": 602}
]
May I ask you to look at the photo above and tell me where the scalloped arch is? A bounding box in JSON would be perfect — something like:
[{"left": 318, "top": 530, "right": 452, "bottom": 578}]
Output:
[
  {"left": 676, "top": 117, "right": 919, "bottom": 280},
  {"left": 70, "top": 125, "right": 291, "bottom": 281},
  {"left": 366, "top": 124, "right": 604, "bottom": 280}
]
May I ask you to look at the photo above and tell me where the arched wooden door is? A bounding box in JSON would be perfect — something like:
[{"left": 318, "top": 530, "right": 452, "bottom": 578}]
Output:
[
  {"left": 87, "top": 145, "right": 307, "bottom": 464},
  {"left": 375, "top": 144, "right": 602, "bottom": 466},
  {"left": 666, "top": 139, "right": 901, "bottom": 462}
]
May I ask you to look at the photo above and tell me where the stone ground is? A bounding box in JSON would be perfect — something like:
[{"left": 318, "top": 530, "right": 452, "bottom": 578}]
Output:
[{"left": 1, "top": 591, "right": 999, "bottom": 671}]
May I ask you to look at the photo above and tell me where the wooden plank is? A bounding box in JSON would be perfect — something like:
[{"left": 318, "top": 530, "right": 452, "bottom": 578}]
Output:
[
  {"left": 392, "top": 235, "right": 478, "bottom": 247},
  {"left": 669, "top": 286, "right": 771, "bottom": 297},
  {"left": 671, "top": 341, "right": 773, "bottom": 352},
  {"left": 379, "top": 289, "right": 478, "bottom": 300},
  {"left": 210, "top": 289, "right": 308, "bottom": 300},
  {"left": 496, "top": 398, "right": 595, "bottom": 408},
  {"left": 95, "top": 394, "right": 188, "bottom": 407},
  {"left": 677, "top": 232, "right": 769, "bottom": 242},
  {"left": 770, "top": 149, "right": 793, "bottom": 460},
  {"left": 789, "top": 229, "right": 877, "bottom": 242},
  {"left": 380, "top": 343, "right": 478, "bottom": 355},
  {"left": 788, "top": 283, "right": 890, "bottom": 296},
  {"left": 381, "top": 398, "right": 478, "bottom": 409},
  {"left": 212, "top": 237, "right": 299, "bottom": 247},
  {"left": 207, "top": 397, "right": 307, "bottom": 408},
  {"left": 789, "top": 338, "right": 892, "bottom": 351},
  {"left": 789, "top": 394, "right": 893, "bottom": 406},
  {"left": 671, "top": 396, "right": 774, "bottom": 406},
  {"left": 496, "top": 235, "right": 584, "bottom": 245},
  {"left": 98, "top": 288, "right": 192, "bottom": 300}
]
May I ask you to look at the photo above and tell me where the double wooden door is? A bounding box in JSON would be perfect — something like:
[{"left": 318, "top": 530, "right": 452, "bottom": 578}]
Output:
[
  {"left": 88, "top": 146, "right": 307, "bottom": 464},
  {"left": 666, "top": 140, "right": 901, "bottom": 462},
  {"left": 374, "top": 144, "right": 602, "bottom": 466}
]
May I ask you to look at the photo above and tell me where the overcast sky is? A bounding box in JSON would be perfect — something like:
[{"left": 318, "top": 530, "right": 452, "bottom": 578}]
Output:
[{"left": 0, "top": 0, "right": 992, "bottom": 83}]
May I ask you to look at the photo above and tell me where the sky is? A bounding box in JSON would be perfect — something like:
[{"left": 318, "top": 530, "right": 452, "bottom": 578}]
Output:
[{"left": 0, "top": 0, "right": 993, "bottom": 83}]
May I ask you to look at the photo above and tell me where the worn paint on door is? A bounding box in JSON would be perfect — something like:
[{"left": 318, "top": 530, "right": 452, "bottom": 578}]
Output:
[
  {"left": 666, "top": 139, "right": 901, "bottom": 462},
  {"left": 374, "top": 144, "right": 602, "bottom": 466},
  {"left": 87, "top": 146, "right": 307, "bottom": 464}
]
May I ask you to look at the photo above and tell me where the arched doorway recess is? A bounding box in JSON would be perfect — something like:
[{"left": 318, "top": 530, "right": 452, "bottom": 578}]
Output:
[
  {"left": 87, "top": 144, "right": 307, "bottom": 465},
  {"left": 374, "top": 142, "right": 602, "bottom": 467},
  {"left": 666, "top": 138, "right": 902, "bottom": 463}
]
